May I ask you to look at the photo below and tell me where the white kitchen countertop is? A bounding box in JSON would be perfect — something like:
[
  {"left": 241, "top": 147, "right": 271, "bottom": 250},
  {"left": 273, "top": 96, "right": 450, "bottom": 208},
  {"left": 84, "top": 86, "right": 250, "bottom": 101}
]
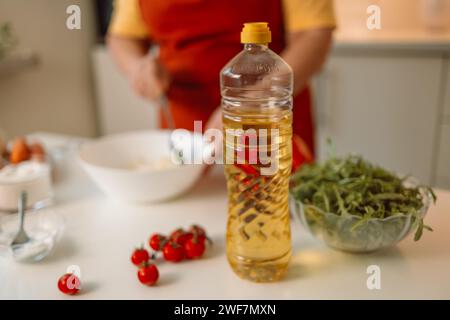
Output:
[{"left": 1, "top": 133, "right": 450, "bottom": 300}]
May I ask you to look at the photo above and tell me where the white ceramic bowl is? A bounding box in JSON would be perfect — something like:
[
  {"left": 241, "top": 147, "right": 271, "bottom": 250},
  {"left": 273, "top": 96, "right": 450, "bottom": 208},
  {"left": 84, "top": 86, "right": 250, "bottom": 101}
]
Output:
[{"left": 78, "top": 130, "right": 210, "bottom": 203}]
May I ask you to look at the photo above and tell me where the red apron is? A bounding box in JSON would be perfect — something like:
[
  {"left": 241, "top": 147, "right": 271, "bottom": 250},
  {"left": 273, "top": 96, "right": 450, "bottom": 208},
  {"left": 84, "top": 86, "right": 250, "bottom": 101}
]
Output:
[{"left": 138, "top": 0, "right": 315, "bottom": 164}]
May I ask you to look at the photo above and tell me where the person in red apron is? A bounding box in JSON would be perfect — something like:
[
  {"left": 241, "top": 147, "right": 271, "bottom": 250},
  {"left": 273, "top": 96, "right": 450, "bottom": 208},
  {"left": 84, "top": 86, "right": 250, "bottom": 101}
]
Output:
[{"left": 107, "top": 0, "right": 336, "bottom": 170}]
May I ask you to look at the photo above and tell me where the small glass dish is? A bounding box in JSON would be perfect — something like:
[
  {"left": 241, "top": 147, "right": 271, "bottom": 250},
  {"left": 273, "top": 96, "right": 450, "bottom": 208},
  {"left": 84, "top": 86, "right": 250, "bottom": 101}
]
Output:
[
  {"left": 290, "top": 178, "right": 433, "bottom": 253},
  {"left": 0, "top": 208, "right": 64, "bottom": 262}
]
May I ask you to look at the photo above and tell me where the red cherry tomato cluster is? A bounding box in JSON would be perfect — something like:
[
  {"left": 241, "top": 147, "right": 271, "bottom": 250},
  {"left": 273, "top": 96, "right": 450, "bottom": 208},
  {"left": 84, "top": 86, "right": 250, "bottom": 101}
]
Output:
[
  {"left": 149, "top": 225, "right": 211, "bottom": 262},
  {"left": 57, "top": 226, "right": 210, "bottom": 293},
  {"left": 131, "top": 225, "right": 211, "bottom": 286}
]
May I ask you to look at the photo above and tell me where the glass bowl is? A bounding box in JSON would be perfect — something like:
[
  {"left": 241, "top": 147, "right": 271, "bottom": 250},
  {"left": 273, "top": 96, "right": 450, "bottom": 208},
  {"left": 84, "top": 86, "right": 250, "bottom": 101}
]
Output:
[
  {"left": 0, "top": 207, "right": 64, "bottom": 262},
  {"left": 290, "top": 178, "right": 433, "bottom": 253}
]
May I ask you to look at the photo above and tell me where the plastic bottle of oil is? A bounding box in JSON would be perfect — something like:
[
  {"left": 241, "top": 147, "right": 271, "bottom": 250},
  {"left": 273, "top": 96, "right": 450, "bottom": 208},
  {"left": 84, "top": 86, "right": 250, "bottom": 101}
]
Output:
[{"left": 221, "top": 22, "right": 293, "bottom": 282}]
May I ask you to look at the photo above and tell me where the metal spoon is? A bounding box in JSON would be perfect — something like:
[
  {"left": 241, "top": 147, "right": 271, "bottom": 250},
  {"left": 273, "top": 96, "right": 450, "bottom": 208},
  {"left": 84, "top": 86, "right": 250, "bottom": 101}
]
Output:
[
  {"left": 11, "top": 191, "right": 31, "bottom": 246},
  {"left": 159, "top": 95, "right": 175, "bottom": 131}
]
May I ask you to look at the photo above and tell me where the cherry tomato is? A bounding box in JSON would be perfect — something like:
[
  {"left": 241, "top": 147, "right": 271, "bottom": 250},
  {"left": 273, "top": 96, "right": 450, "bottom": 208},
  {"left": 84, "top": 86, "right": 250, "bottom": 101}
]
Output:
[
  {"left": 170, "top": 229, "right": 192, "bottom": 246},
  {"left": 184, "top": 237, "right": 206, "bottom": 259},
  {"left": 189, "top": 225, "right": 210, "bottom": 244},
  {"left": 149, "top": 234, "right": 167, "bottom": 251},
  {"left": 169, "top": 228, "right": 183, "bottom": 240},
  {"left": 131, "top": 247, "right": 150, "bottom": 266},
  {"left": 57, "top": 273, "right": 81, "bottom": 295},
  {"left": 137, "top": 263, "right": 159, "bottom": 286},
  {"left": 162, "top": 241, "right": 185, "bottom": 262},
  {"left": 177, "top": 232, "right": 193, "bottom": 245}
]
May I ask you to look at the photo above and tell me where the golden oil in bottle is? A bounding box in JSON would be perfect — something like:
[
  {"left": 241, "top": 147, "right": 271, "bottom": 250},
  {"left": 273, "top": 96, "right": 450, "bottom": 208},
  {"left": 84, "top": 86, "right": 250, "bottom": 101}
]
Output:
[{"left": 223, "top": 109, "right": 292, "bottom": 282}]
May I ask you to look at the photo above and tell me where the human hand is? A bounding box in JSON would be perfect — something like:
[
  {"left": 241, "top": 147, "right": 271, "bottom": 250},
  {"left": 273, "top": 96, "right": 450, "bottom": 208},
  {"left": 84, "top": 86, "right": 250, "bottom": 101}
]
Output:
[{"left": 127, "top": 55, "right": 170, "bottom": 103}]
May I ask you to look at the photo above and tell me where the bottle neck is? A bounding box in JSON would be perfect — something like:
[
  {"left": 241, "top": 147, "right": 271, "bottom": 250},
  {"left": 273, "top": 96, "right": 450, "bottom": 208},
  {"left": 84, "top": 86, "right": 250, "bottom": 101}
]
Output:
[{"left": 244, "top": 43, "right": 268, "bottom": 51}]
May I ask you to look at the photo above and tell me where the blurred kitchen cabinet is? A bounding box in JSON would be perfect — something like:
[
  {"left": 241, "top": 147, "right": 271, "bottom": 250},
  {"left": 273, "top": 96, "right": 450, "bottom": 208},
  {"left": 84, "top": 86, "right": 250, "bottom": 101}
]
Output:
[
  {"left": 445, "top": 58, "right": 450, "bottom": 117},
  {"left": 436, "top": 59, "right": 450, "bottom": 189},
  {"left": 92, "top": 46, "right": 158, "bottom": 135},
  {"left": 436, "top": 124, "right": 450, "bottom": 187},
  {"left": 313, "top": 52, "right": 443, "bottom": 184}
]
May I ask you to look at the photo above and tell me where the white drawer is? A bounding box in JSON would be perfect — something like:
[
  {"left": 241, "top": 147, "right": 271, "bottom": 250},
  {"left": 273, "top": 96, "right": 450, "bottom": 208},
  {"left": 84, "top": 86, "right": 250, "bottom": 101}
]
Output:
[{"left": 437, "top": 124, "right": 450, "bottom": 179}]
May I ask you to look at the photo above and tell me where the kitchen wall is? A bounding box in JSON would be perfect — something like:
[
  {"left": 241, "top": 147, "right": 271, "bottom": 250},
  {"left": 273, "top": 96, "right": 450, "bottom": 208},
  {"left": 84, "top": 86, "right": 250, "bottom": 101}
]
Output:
[
  {"left": 335, "top": 0, "right": 421, "bottom": 31},
  {"left": 335, "top": 0, "right": 450, "bottom": 32},
  {"left": 0, "top": 0, "right": 97, "bottom": 139}
]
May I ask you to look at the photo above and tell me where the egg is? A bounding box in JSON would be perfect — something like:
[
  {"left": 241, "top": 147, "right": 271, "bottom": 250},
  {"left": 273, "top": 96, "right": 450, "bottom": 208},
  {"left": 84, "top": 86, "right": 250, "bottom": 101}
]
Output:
[{"left": 30, "top": 142, "right": 46, "bottom": 162}]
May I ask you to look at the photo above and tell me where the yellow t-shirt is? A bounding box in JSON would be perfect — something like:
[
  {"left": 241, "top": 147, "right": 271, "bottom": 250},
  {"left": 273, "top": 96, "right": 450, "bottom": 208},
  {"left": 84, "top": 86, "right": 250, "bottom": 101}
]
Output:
[{"left": 109, "top": 0, "right": 336, "bottom": 38}]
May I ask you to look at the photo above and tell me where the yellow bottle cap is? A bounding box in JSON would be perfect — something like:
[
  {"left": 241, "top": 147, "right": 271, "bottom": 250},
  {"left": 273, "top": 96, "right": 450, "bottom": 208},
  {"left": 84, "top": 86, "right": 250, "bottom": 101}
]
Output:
[{"left": 240, "top": 22, "right": 271, "bottom": 44}]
